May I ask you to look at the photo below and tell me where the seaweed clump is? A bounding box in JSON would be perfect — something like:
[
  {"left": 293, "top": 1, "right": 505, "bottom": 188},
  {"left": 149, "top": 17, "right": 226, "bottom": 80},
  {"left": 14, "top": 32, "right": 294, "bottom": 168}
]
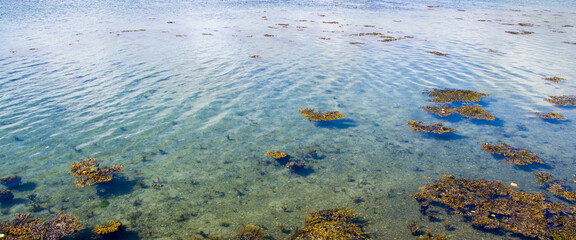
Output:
[
  {"left": 543, "top": 76, "right": 566, "bottom": 83},
  {"left": 422, "top": 89, "right": 489, "bottom": 103},
  {"left": 93, "top": 221, "right": 122, "bottom": 235},
  {"left": 544, "top": 95, "right": 576, "bottom": 106},
  {"left": 265, "top": 150, "right": 287, "bottom": 159},
  {"left": 291, "top": 208, "right": 370, "bottom": 239},
  {"left": 420, "top": 89, "right": 494, "bottom": 120},
  {"left": 480, "top": 142, "right": 543, "bottom": 165},
  {"left": 0, "top": 212, "right": 84, "bottom": 240},
  {"left": 235, "top": 224, "right": 267, "bottom": 240},
  {"left": 0, "top": 175, "right": 22, "bottom": 188},
  {"left": 68, "top": 158, "right": 124, "bottom": 188},
  {"left": 265, "top": 151, "right": 308, "bottom": 173},
  {"left": 298, "top": 108, "right": 344, "bottom": 121},
  {"left": 534, "top": 112, "right": 567, "bottom": 120},
  {"left": 406, "top": 121, "right": 457, "bottom": 134},
  {"left": 534, "top": 172, "right": 576, "bottom": 202},
  {"left": 427, "top": 51, "right": 449, "bottom": 56},
  {"left": 411, "top": 174, "right": 576, "bottom": 239}
]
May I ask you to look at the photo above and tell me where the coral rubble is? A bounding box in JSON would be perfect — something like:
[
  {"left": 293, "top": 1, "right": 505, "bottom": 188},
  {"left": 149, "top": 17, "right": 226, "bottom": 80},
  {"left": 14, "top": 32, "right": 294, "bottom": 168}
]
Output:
[
  {"left": 0, "top": 212, "right": 83, "bottom": 240},
  {"left": 544, "top": 95, "right": 576, "bottom": 106},
  {"left": 68, "top": 158, "right": 124, "bottom": 188},
  {"left": 534, "top": 112, "right": 567, "bottom": 120},
  {"left": 411, "top": 174, "right": 576, "bottom": 239},
  {"left": 298, "top": 108, "right": 344, "bottom": 121},
  {"left": 93, "top": 221, "right": 122, "bottom": 235},
  {"left": 480, "top": 142, "right": 543, "bottom": 165},
  {"left": 406, "top": 121, "right": 457, "bottom": 134},
  {"left": 291, "top": 208, "right": 370, "bottom": 239}
]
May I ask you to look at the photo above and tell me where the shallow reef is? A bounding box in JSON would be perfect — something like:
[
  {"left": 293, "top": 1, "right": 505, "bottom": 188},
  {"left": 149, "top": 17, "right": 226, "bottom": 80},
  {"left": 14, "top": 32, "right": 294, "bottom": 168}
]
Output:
[
  {"left": 480, "top": 142, "right": 543, "bottom": 165},
  {"left": 534, "top": 112, "right": 567, "bottom": 120},
  {"left": 68, "top": 158, "right": 124, "bottom": 188},
  {"left": 298, "top": 108, "right": 344, "bottom": 121},
  {"left": 544, "top": 95, "right": 576, "bottom": 106},
  {"left": 411, "top": 174, "right": 576, "bottom": 239},
  {"left": 406, "top": 120, "right": 457, "bottom": 134},
  {"left": 290, "top": 208, "right": 370, "bottom": 240},
  {"left": 0, "top": 212, "right": 83, "bottom": 240}
]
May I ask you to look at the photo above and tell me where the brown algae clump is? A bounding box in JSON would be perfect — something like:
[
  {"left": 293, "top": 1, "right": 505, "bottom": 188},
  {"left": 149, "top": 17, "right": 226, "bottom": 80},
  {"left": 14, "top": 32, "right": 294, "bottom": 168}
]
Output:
[
  {"left": 265, "top": 150, "right": 287, "bottom": 159},
  {"left": 505, "top": 30, "right": 534, "bottom": 35},
  {"left": 235, "top": 224, "right": 267, "bottom": 240},
  {"left": 298, "top": 108, "right": 344, "bottom": 121},
  {"left": 93, "top": 221, "right": 122, "bottom": 235},
  {"left": 420, "top": 104, "right": 455, "bottom": 117},
  {"left": 427, "top": 51, "right": 449, "bottom": 56},
  {"left": 68, "top": 158, "right": 124, "bottom": 187},
  {"left": 1, "top": 212, "right": 84, "bottom": 239},
  {"left": 544, "top": 95, "right": 576, "bottom": 106},
  {"left": 543, "top": 76, "right": 566, "bottom": 83},
  {"left": 454, "top": 104, "right": 495, "bottom": 120},
  {"left": 411, "top": 174, "right": 575, "bottom": 239},
  {"left": 406, "top": 121, "right": 457, "bottom": 134},
  {"left": 535, "top": 172, "right": 554, "bottom": 185},
  {"left": 422, "top": 89, "right": 489, "bottom": 103},
  {"left": 481, "top": 142, "right": 543, "bottom": 165},
  {"left": 291, "top": 208, "right": 370, "bottom": 239},
  {"left": 534, "top": 112, "right": 567, "bottom": 120}
]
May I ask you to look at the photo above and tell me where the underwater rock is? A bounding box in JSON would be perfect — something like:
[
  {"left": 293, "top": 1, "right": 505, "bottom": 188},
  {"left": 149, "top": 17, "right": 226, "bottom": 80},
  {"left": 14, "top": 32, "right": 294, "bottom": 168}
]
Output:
[{"left": 0, "top": 175, "right": 22, "bottom": 188}]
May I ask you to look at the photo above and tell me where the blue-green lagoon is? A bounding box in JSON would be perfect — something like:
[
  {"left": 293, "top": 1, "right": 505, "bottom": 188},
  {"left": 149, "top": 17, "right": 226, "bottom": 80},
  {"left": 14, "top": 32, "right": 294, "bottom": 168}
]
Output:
[{"left": 1, "top": 0, "right": 576, "bottom": 239}]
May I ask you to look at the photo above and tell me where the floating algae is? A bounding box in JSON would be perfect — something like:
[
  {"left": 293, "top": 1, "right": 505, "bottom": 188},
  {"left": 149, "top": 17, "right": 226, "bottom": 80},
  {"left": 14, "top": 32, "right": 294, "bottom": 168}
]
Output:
[
  {"left": 480, "top": 142, "right": 543, "bottom": 165},
  {"left": 534, "top": 112, "right": 567, "bottom": 120},
  {"left": 406, "top": 121, "right": 457, "bottom": 134},
  {"left": 544, "top": 95, "right": 576, "bottom": 106},
  {"left": 422, "top": 89, "right": 490, "bottom": 103}
]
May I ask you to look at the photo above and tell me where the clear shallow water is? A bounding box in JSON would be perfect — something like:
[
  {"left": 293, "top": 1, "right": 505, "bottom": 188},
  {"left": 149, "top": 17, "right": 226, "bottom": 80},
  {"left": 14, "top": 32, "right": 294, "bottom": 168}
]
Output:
[{"left": 1, "top": 0, "right": 576, "bottom": 239}]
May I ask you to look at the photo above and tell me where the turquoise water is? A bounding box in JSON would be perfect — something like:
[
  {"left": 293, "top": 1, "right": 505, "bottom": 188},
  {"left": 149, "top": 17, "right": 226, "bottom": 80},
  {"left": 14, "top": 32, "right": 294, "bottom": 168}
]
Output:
[{"left": 1, "top": 0, "right": 576, "bottom": 239}]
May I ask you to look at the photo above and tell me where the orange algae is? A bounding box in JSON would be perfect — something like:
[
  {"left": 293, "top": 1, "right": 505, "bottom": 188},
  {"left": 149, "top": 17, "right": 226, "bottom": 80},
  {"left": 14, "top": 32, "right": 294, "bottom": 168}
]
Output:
[
  {"left": 291, "top": 208, "right": 370, "bottom": 239},
  {"left": 93, "top": 221, "right": 122, "bottom": 235},
  {"left": 480, "top": 142, "right": 543, "bottom": 165},
  {"left": 534, "top": 112, "right": 567, "bottom": 120},
  {"left": 422, "top": 89, "right": 489, "bottom": 103},
  {"left": 0, "top": 212, "right": 83, "bottom": 240},
  {"left": 265, "top": 150, "right": 287, "bottom": 159},
  {"left": 68, "top": 158, "right": 124, "bottom": 188},
  {"left": 544, "top": 95, "right": 576, "bottom": 106},
  {"left": 411, "top": 174, "right": 576, "bottom": 239},
  {"left": 406, "top": 121, "right": 457, "bottom": 134},
  {"left": 298, "top": 108, "right": 344, "bottom": 121}
]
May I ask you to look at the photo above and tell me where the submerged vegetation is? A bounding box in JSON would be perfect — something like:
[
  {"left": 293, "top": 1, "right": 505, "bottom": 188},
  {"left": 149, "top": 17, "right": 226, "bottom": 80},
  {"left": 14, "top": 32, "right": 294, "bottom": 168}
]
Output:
[
  {"left": 298, "top": 108, "right": 344, "bottom": 121},
  {"left": 543, "top": 76, "right": 566, "bottom": 83},
  {"left": 534, "top": 172, "right": 576, "bottom": 202},
  {"left": 93, "top": 221, "right": 122, "bottom": 235},
  {"left": 406, "top": 120, "right": 457, "bottom": 134},
  {"left": 480, "top": 142, "right": 543, "bottom": 165},
  {"left": 420, "top": 104, "right": 495, "bottom": 120},
  {"left": 290, "top": 208, "right": 370, "bottom": 239},
  {"left": 534, "top": 112, "right": 567, "bottom": 120},
  {"left": 427, "top": 51, "right": 449, "bottom": 56},
  {"left": 544, "top": 95, "right": 576, "bottom": 106},
  {"left": 422, "top": 89, "right": 489, "bottom": 103},
  {"left": 0, "top": 212, "right": 83, "bottom": 240},
  {"left": 411, "top": 174, "right": 576, "bottom": 239},
  {"left": 264, "top": 150, "right": 288, "bottom": 159},
  {"left": 68, "top": 158, "right": 124, "bottom": 188},
  {"left": 235, "top": 224, "right": 267, "bottom": 240}
]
